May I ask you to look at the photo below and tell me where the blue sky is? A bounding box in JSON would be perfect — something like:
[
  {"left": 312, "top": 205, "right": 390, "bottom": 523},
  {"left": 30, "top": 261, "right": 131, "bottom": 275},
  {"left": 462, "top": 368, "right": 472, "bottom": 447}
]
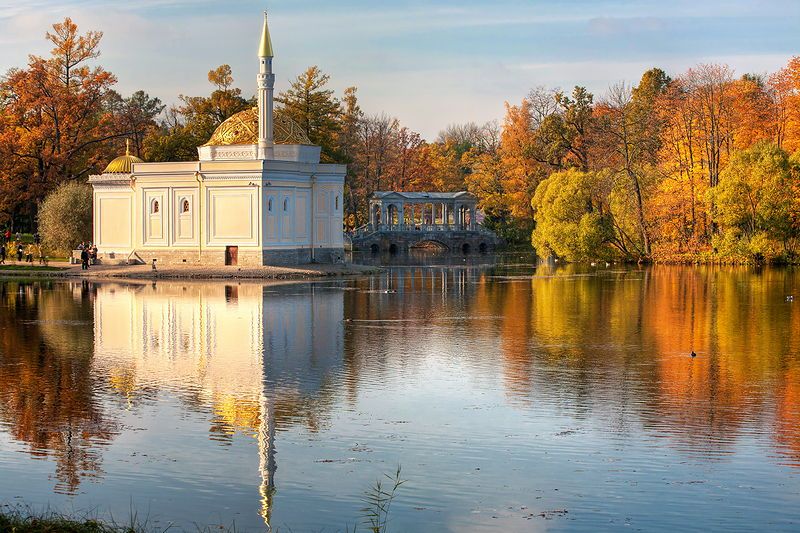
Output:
[{"left": 0, "top": 0, "right": 798, "bottom": 139}]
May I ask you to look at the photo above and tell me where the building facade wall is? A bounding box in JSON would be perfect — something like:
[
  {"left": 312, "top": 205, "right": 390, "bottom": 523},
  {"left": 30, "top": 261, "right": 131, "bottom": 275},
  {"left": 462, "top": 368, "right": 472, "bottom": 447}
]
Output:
[
  {"left": 93, "top": 187, "right": 134, "bottom": 256},
  {"left": 91, "top": 160, "right": 346, "bottom": 265}
]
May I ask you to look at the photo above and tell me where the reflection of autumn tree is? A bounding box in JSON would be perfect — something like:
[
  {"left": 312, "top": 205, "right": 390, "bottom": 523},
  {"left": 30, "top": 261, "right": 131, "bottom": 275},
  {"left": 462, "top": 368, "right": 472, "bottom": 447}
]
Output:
[
  {"left": 471, "top": 274, "right": 536, "bottom": 400},
  {"left": 775, "top": 367, "right": 800, "bottom": 466},
  {"left": 639, "top": 267, "right": 749, "bottom": 452},
  {"left": 207, "top": 389, "right": 339, "bottom": 442},
  {"left": 0, "top": 282, "right": 115, "bottom": 494},
  {"left": 644, "top": 268, "right": 798, "bottom": 453},
  {"left": 343, "top": 266, "right": 799, "bottom": 463},
  {"left": 463, "top": 265, "right": 800, "bottom": 461}
]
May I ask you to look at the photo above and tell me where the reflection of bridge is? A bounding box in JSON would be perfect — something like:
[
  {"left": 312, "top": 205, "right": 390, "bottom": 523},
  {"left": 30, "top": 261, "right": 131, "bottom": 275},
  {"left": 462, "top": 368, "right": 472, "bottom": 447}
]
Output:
[{"left": 349, "top": 191, "right": 502, "bottom": 254}]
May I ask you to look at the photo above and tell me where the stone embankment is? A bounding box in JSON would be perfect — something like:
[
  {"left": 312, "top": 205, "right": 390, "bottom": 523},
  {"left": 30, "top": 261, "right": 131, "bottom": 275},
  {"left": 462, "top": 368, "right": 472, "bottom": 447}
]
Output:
[{"left": 0, "top": 261, "right": 379, "bottom": 281}]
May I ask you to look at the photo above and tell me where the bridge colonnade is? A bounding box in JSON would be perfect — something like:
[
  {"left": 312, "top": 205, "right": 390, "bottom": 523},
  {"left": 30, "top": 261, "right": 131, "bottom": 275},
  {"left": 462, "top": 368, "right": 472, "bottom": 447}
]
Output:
[{"left": 368, "top": 192, "right": 477, "bottom": 231}]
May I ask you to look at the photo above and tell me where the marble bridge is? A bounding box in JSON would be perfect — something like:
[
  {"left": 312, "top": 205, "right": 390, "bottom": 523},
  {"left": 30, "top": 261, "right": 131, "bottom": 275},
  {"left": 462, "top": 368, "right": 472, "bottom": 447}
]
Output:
[{"left": 348, "top": 191, "right": 501, "bottom": 254}]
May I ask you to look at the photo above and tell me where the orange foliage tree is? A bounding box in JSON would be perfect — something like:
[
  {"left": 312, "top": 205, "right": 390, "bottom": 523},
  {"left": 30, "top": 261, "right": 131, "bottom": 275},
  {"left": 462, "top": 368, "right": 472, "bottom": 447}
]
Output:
[{"left": 0, "top": 18, "right": 121, "bottom": 229}]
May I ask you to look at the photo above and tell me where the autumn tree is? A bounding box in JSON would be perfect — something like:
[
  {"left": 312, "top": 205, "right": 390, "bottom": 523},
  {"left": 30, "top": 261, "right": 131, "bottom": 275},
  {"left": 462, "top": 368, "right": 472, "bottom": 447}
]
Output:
[
  {"left": 769, "top": 57, "right": 800, "bottom": 153},
  {"left": 731, "top": 74, "right": 772, "bottom": 150},
  {"left": 683, "top": 64, "right": 736, "bottom": 190},
  {"left": 105, "top": 90, "right": 165, "bottom": 157},
  {"left": 496, "top": 100, "right": 540, "bottom": 221},
  {"left": 143, "top": 64, "right": 251, "bottom": 162},
  {"left": 534, "top": 86, "right": 595, "bottom": 171},
  {"left": 0, "top": 17, "right": 118, "bottom": 230},
  {"left": 595, "top": 80, "right": 666, "bottom": 258},
  {"left": 337, "top": 86, "right": 363, "bottom": 227}
]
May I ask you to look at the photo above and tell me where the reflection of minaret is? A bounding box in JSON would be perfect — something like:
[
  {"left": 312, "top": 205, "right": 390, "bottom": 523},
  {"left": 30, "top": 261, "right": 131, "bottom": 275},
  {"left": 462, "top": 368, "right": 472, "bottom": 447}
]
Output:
[
  {"left": 256, "top": 284, "right": 345, "bottom": 529},
  {"left": 258, "top": 388, "right": 276, "bottom": 527},
  {"left": 91, "top": 281, "right": 344, "bottom": 529}
]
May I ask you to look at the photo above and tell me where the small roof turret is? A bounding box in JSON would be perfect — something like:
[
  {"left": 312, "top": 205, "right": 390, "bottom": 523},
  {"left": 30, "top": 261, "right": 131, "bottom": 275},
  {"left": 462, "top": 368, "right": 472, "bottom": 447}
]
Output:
[
  {"left": 258, "top": 11, "right": 273, "bottom": 57},
  {"left": 103, "top": 139, "right": 143, "bottom": 174}
]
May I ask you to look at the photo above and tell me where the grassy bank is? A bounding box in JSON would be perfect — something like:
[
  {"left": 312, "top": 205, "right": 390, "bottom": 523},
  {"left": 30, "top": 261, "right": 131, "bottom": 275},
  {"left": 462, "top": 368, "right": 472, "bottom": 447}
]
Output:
[{"left": 0, "top": 507, "right": 139, "bottom": 533}]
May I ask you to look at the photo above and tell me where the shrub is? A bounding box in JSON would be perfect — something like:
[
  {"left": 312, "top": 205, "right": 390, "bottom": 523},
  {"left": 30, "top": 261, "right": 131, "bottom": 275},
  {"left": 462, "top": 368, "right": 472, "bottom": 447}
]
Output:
[{"left": 37, "top": 181, "right": 93, "bottom": 256}]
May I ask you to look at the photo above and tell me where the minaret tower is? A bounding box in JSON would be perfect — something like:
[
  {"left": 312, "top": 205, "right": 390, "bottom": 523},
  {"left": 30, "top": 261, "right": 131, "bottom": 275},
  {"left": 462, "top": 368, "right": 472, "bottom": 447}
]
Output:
[{"left": 257, "top": 11, "right": 275, "bottom": 160}]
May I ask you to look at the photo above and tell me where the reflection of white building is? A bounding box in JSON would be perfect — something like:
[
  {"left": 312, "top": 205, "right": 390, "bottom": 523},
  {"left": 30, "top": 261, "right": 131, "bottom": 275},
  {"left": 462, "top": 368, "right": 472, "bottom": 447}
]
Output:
[
  {"left": 92, "top": 281, "right": 344, "bottom": 527},
  {"left": 89, "top": 13, "right": 346, "bottom": 266}
]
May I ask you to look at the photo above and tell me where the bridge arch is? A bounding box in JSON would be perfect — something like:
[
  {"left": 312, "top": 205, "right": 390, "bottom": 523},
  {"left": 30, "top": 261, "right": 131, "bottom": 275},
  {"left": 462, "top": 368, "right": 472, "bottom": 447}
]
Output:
[{"left": 411, "top": 239, "right": 449, "bottom": 252}]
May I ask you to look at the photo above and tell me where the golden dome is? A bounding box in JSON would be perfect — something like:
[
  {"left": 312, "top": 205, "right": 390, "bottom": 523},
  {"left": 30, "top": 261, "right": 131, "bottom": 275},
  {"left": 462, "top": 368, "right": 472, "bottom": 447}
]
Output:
[
  {"left": 104, "top": 140, "right": 143, "bottom": 173},
  {"left": 203, "top": 107, "right": 312, "bottom": 147}
]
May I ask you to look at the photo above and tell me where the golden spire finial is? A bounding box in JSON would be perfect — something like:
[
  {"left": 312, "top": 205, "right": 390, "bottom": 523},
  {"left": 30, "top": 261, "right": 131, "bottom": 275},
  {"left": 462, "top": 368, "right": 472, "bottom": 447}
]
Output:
[
  {"left": 125, "top": 138, "right": 130, "bottom": 156},
  {"left": 258, "top": 9, "right": 273, "bottom": 57}
]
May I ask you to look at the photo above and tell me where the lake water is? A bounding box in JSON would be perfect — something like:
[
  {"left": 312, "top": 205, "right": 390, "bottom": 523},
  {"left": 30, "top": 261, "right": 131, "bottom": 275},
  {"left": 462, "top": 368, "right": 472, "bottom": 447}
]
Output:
[{"left": 0, "top": 262, "right": 799, "bottom": 532}]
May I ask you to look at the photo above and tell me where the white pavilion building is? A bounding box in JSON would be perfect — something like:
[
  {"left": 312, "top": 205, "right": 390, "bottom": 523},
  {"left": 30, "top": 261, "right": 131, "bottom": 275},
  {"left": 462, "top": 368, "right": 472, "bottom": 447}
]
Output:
[{"left": 89, "top": 13, "right": 346, "bottom": 266}]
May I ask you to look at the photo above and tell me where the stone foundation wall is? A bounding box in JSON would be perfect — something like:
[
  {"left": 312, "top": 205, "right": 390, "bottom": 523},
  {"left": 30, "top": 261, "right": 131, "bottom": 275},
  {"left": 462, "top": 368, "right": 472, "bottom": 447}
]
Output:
[
  {"left": 262, "top": 247, "right": 344, "bottom": 265},
  {"left": 124, "top": 249, "right": 263, "bottom": 267},
  {"left": 100, "top": 246, "right": 345, "bottom": 266}
]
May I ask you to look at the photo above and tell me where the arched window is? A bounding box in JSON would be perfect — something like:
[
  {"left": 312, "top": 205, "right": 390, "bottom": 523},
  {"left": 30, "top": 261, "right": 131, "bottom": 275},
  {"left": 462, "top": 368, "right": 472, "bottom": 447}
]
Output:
[
  {"left": 151, "top": 199, "right": 159, "bottom": 214},
  {"left": 268, "top": 198, "right": 273, "bottom": 212},
  {"left": 283, "top": 198, "right": 289, "bottom": 211},
  {"left": 181, "top": 199, "right": 190, "bottom": 213}
]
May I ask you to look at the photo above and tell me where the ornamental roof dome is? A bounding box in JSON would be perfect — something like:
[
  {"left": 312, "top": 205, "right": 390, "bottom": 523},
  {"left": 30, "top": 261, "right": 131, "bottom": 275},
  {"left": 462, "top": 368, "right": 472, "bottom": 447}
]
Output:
[
  {"left": 203, "top": 107, "right": 312, "bottom": 147},
  {"left": 103, "top": 140, "right": 143, "bottom": 173}
]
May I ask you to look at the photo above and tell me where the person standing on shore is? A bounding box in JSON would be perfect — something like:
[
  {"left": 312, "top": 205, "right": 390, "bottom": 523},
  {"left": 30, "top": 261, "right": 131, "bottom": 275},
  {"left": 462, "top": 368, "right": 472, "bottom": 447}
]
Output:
[
  {"left": 16, "top": 243, "right": 23, "bottom": 262},
  {"left": 80, "top": 247, "right": 89, "bottom": 270},
  {"left": 0, "top": 244, "right": 6, "bottom": 264}
]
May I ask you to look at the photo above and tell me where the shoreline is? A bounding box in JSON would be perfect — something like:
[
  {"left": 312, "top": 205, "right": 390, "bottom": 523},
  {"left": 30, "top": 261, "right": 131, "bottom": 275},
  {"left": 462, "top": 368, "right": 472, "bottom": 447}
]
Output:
[{"left": 0, "top": 261, "right": 381, "bottom": 282}]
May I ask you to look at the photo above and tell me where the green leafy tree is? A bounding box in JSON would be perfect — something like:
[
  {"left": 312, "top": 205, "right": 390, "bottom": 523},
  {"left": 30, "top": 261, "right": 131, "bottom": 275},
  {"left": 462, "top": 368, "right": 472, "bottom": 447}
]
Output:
[
  {"left": 534, "top": 86, "right": 595, "bottom": 171},
  {"left": 531, "top": 169, "right": 616, "bottom": 261},
  {"left": 37, "top": 181, "right": 93, "bottom": 256},
  {"left": 711, "top": 142, "right": 799, "bottom": 261},
  {"left": 276, "top": 66, "right": 341, "bottom": 161},
  {"left": 105, "top": 89, "right": 165, "bottom": 156}
]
